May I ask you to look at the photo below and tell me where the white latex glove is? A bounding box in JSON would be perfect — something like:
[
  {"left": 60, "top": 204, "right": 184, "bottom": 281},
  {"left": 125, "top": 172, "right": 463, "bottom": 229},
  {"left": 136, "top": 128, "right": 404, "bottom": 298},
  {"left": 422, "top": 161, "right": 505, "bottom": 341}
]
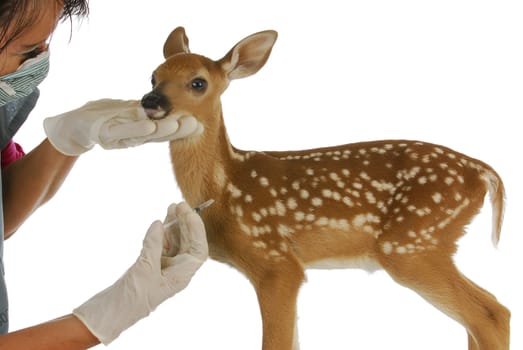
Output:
[
  {"left": 162, "top": 202, "right": 209, "bottom": 257},
  {"left": 73, "top": 202, "right": 208, "bottom": 345},
  {"left": 43, "top": 99, "right": 204, "bottom": 156}
]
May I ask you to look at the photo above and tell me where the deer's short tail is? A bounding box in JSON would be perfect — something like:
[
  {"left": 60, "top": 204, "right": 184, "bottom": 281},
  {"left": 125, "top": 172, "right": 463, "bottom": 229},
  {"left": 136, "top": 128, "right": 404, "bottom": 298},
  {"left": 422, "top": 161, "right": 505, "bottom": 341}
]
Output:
[{"left": 482, "top": 167, "right": 506, "bottom": 247}]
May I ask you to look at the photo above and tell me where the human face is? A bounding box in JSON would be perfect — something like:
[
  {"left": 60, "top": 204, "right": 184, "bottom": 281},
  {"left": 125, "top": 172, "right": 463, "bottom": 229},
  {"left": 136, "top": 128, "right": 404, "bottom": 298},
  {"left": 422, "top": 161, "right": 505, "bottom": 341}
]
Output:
[{"left": 0, "top": 3, "right": 63, "bottom": 75}]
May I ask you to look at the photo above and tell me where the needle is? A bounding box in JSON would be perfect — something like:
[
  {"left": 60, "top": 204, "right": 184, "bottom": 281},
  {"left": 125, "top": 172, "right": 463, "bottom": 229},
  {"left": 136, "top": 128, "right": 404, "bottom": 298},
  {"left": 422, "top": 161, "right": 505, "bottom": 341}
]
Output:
[{"left": 163, "top": 199, "right": 215, "bottom": 229}]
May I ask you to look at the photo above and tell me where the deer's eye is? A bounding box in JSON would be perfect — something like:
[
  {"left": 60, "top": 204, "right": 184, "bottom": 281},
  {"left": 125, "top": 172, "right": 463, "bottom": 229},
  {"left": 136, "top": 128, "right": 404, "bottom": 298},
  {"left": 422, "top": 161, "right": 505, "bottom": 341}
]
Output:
[{"left": 191, "top": 78, "right": 207, "bottom": 91}]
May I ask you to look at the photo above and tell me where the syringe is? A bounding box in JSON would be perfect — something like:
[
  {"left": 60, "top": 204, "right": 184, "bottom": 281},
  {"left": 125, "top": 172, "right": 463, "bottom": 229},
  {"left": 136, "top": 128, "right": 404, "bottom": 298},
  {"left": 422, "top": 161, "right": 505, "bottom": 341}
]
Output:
[{"left": 163, "top": 199, "right": 215, "bottom": 229}]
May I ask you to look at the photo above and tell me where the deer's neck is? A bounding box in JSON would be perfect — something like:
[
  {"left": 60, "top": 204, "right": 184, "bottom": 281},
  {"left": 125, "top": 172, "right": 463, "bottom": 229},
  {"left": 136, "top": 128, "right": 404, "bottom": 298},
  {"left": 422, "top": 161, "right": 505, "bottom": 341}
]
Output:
[{"left": 169, "top": 113, "right": 238, "bottom": 206}]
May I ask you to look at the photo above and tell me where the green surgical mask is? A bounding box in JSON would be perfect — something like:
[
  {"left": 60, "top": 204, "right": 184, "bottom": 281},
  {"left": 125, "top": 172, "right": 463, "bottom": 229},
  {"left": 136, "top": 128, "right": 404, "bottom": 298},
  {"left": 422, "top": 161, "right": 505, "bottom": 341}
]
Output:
[{"left": 0, "top": 50, "right": 49, "bottom": 107}]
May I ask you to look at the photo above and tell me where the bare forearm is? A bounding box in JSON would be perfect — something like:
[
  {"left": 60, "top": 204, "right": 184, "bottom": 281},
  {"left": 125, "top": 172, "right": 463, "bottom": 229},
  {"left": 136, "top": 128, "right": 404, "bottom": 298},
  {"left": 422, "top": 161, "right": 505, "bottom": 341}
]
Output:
[
  {"left": 0, "top": 314, "right": 100, "bottom": 350},
  {"left": 1, "top": 139, "right": 78, "bottom": 237}
]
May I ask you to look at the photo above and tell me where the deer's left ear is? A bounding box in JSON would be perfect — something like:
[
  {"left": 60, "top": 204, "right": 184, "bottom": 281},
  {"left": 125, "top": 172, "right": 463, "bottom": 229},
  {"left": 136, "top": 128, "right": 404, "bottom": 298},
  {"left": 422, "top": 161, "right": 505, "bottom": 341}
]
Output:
[
  {"left": 164, "top": 26, "right": 191, "bottom": 58},
  {"left": 219, "top": 30, "right": 278, "bottom": 80}
]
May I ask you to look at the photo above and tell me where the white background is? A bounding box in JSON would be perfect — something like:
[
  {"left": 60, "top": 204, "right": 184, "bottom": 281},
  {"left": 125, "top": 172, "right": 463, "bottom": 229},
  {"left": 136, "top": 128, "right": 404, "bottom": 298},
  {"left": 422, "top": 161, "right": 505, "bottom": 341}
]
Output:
[{"left": 4, "top": 0, "right": 522, "bottom": 349}]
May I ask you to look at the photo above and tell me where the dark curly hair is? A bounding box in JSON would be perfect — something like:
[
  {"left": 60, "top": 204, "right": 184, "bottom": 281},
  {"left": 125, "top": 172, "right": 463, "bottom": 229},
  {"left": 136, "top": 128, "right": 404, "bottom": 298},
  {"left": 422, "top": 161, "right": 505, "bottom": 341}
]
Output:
[{"left": 0, "top": 0, "right": 89, "bottom": 50}]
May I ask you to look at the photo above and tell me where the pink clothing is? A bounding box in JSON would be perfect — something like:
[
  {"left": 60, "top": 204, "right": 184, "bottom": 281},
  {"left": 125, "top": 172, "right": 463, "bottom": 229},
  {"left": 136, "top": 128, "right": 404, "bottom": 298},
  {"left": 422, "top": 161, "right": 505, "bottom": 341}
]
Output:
[{"left": 1, "top": 140, "right": 25, "bottom": 169}]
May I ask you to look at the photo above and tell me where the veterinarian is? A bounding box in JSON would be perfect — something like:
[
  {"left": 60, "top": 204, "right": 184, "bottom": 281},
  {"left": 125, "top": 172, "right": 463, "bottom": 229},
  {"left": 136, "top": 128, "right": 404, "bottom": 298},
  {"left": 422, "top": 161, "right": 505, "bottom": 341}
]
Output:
[{"left": 0, "top": 1, "right": 208, "bottom": 348}]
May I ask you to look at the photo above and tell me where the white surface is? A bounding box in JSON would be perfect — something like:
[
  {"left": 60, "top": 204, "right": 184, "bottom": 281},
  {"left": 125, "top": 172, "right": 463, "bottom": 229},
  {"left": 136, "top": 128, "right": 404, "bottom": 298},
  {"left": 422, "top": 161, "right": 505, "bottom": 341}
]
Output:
[{"left": 4, "top": 0, "right": 522, "bottom": 349}]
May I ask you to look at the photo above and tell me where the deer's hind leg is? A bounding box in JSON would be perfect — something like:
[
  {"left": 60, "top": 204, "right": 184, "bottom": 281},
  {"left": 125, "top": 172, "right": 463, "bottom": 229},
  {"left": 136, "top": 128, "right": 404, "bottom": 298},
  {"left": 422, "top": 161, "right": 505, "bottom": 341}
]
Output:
[{"left": 377, "top": 249, "right": 510, "bottom": 350}]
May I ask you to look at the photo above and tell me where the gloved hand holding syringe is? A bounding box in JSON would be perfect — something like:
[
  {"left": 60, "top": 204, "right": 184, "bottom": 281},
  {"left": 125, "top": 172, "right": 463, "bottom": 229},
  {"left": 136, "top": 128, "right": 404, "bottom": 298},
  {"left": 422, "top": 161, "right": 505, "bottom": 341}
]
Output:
[
  {"left": 162, "top": 199, "right": 214, "bottom": 257},
  {"left": 163, "top": 199, "right": 214, "bottom": 228},
  {"left": 73, "top": 200, "right": 211, "bottom": 345}
]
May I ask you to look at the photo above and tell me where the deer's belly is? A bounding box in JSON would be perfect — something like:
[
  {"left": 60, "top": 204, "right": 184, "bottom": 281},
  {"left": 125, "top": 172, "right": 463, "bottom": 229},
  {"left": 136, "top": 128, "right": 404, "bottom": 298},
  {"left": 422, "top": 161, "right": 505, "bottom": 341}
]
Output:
[{"left": 304, "top": 255, "right": 382, "bottom": 272}]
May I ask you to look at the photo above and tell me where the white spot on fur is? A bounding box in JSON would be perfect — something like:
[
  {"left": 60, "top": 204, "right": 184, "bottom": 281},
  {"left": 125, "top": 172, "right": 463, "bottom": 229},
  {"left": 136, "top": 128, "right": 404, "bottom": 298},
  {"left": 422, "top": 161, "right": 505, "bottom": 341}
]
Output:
[
  {"left": 275, "top": 201, "right": 286, "bottom": 216},
  {"left": 342, "top": 196, "right": 354, "bottom": 207},
  {"left": 252, "top": 212, "right": 262, "bottom": 222},
  {"left": 295, "top": 211, "right": 305, "bottom": 221},
  {"left": 227, "top": 183, "right": 242, "bottom": 198},
  {"left": 311, "top": 197, "right": 323, "bottom": 207},
  {"left": 230, "top": 147, "right": 246, "bottom": 161},
  {"left": 259, "top": 177, "right": 269, "bottom": 187},
  {"left": 253, "top": 241, "right": 267, "bottom": 249},
  {"left": 329, "top": 218, "right": 350, "bottom": 230},
  {"left": 234, "top": 205, "right": 244, "bottom": 217},
  {"left": 240, "top": 223, "right": 251, "bottom": 236},
  {"left": 277, "top": 224, "right": 293, "bottom": 237},
  {"left": 396, "top": 246, "right": 407, "bottom": 254},
  {"left": 322, "top": 189, "right": 333, "bottom": 198},
  {"left": 214, "top": 165, "right": 227, "bottom": 190},
  {"left": 329, "top": 173, "right": 340, "bottom": 181},
  {"left": 360, "top": 172, "right": 371, "bottom": 181},
  {"left": 287, "top": 197, "right": 298, "bottom": 210},
  {"left": 352, "top": 214, "right": 367, "bottom": 227},
  {"left": 315, "top": 217, "right": 329, "bottom": 226},
  {"left": 382, "top": 242, "right": 393, "bottom": 255},
  {"left": 365, "top": 192, "right": 376, "bottom": 204},
  {"left": 269, "top": 250, "right": 281, "bottom": 257},
  {"left": 371, "top": 180, "right": 395, "bottom": 193},
  {"left": 416, "top": 207, "right": 432, "bottom": 216}
]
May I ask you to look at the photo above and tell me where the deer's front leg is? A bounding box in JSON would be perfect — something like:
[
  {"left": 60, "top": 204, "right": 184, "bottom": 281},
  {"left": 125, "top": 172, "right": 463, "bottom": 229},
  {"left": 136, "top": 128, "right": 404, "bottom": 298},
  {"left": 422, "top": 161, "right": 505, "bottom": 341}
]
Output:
[{"left": 251, "top": 258, "right": 305, "bottom": 350}]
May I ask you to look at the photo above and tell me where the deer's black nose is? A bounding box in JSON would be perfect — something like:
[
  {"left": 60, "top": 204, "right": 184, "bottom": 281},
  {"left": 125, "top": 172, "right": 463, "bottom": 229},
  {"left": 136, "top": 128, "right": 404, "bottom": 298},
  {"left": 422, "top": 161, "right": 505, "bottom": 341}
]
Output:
[
  {"left": 141, "top": 91, "right": 172, "bottom": 119},
  {"left": 141, "top": 91, "right": 168, "bottom": 110}
]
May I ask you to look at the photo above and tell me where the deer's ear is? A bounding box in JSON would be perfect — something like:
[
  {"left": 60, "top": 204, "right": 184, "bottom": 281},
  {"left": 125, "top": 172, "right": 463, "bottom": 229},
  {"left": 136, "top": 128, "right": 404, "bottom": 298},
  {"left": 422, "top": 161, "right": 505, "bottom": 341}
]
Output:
[
  {"left": 219, "top": 30, "right": 277, "bottom": 80},
  {"left": 163, "top": 26, "right": 190, "bottom": 58}
]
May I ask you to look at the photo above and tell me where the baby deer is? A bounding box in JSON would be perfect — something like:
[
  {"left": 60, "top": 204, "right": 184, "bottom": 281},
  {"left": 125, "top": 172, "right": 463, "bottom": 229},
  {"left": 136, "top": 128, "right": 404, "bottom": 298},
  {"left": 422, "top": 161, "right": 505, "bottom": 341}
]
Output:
[{"left": 141, "top": 27, "right": 510, "bottom": 350}]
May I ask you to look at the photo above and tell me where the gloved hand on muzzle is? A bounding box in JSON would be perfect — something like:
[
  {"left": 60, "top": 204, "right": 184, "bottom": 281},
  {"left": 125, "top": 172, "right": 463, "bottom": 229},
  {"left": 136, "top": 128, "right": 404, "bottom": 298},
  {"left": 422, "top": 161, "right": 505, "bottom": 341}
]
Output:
[{"left": 44, "top": 99, "right": 203, "bottom": 156}]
